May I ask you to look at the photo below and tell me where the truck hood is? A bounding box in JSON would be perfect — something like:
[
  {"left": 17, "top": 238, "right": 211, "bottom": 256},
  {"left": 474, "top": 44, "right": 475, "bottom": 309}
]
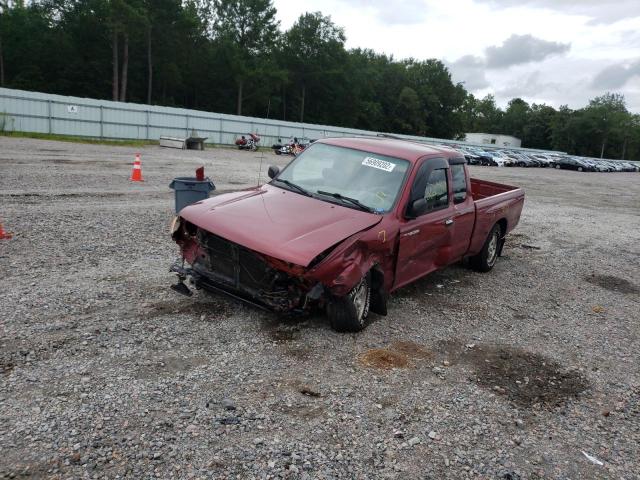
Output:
[{"left": 179, "top": 184, "right": 382, "bottom": 267}]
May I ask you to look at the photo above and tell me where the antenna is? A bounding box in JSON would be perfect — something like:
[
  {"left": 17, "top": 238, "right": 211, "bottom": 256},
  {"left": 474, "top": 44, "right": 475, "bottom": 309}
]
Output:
[{"left": 257, "top": 98, "right": 271, "bottom": 186}]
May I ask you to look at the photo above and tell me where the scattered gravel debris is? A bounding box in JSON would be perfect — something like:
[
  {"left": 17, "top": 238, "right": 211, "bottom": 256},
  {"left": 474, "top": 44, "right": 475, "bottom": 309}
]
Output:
[{"left": 1, "top": 136, "right": 639, "bottom": 478}]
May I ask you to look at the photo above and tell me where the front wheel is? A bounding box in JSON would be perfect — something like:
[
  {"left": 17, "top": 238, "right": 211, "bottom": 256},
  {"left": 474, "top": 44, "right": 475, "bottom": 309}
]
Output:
[
  {"left": 469, "top": 224, "right": 501, "bottom": 272},
  {"left": 327, "top": 274, "right": 371, "bottom": 332}
]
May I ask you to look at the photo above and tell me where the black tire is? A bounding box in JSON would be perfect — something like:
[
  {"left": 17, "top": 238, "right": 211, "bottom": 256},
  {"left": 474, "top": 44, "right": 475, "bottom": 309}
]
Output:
[
  {"left": 275, "top": 150, "right": 282, "bottom": 155},
  {"left": 327, "top": 273, "right": 371, "bottom": 332},
  {"left": 469, "top": 224, "right": 502, "bottom": 272}
]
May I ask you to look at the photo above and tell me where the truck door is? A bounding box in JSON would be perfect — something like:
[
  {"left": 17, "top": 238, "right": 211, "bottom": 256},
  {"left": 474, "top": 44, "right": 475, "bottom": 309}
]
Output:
[
  {"left": 448, "top": 161, "right": 475, "bottom": 261},
  {"left": 394, "top": 158, "right": 454, "bottom": 289}
]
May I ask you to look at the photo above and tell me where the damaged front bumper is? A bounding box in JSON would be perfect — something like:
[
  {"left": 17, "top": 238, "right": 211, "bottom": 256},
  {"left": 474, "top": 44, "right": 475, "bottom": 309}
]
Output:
[{"left": 171, "top": 227, "right": 325, "bottom": 314}]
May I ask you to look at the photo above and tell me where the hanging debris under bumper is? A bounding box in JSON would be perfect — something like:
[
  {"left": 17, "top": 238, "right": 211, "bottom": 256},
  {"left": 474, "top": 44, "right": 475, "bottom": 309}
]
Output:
[{"left": 171, "top": 227, "right": 324, "bottom": 313}]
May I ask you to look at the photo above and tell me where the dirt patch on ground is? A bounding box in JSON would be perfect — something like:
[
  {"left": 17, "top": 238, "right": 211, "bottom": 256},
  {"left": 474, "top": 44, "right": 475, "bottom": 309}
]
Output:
[
  {"left": 390, "top": 340, "right": 433, "bottom": 360},
  {"left": 359, "top": 348, "right": 410, "bottom": 370},
  {"left": 257, "top": 319, "right": 313, "bottom": 360},
  {"left": 266, "top": 327, "right": 300, "bottom": 342},
  {"left": 280, "top": 344, "right": 311, "bottom": 360},
  {"left": 433, "top": 340, "right": 589, "bottom": 408},
  {"left": 505, "top": 232, "right": 541, "bottom": 250},
  {"left": 1, "top": 360, "right": 16, "bottom": 375},
  {"left": 1, "top": 460, "right": 58, "bottom": 479},
  {"left": 468, "top": 345, "right": 589, "bottom": 408},
  {"left": 1, "top": 335, "right": 77, "bottom": 373},
  {"left": 435, "top": 339, "right": 467, "bottom": 365},
  {"left": 584, "top": 274, "right": 639, "bottom": 294}
]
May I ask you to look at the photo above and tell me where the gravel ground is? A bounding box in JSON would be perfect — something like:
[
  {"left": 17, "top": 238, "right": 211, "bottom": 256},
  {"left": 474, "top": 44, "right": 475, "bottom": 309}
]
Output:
[{"left": 1, "top": 136, "right": 639, "bottom": 480}]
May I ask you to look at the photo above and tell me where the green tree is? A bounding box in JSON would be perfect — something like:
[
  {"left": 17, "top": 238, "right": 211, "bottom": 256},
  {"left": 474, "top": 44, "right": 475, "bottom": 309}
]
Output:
[
  {"left": 402, "top": 59, "right": 467, "bottom": 138},
  {"left": 523, "top": 104, "right": 556, "bottom": 150},
  {"left": 214, "top": 0, "right": 279, "bottom": 115},
  {"left": 582, "top": 93, "right": 629, "bottom": 158},
  {"left": 501, "top": 98, "right": 530, "bottom": 142},
  {"left": 283, "top": 12, "right": 345, "bottom": 123},
  {"left": 108, "top": 0, "right": 147, "bottom": 101},
  {"left": 460, "top": 94, "right": 503, "bottom": 135}
]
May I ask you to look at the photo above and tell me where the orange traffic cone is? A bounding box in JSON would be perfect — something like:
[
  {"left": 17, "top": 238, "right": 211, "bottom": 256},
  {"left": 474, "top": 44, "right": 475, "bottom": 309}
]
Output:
[
  {"left": 130, "top": 153, "right": 144, "bottom": 182},
  {"left": 0, "top": 221, "right": 12, "bottom": 240}
]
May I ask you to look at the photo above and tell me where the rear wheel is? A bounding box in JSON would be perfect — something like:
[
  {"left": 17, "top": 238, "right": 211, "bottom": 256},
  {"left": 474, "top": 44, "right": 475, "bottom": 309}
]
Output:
[
  {"left": 469, "top": 224, "right": 501, "bottom": 272},
  {"left": 327, "top": 274, "right": 371, "bottom": 332}
]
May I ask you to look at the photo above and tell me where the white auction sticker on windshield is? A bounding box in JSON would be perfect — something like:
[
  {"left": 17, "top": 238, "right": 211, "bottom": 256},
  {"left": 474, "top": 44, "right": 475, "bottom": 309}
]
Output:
[{"left": 362, "top": 156, "right": 396, "bottom": 172}]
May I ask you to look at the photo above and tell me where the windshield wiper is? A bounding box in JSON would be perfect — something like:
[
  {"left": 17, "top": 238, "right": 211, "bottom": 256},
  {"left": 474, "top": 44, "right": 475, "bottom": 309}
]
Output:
[
  {"left": 316, "top": 190, "right": 374, "bottom": 213},
  {"left": 273, "top": 178, "right": 312, "bottom": 197}
]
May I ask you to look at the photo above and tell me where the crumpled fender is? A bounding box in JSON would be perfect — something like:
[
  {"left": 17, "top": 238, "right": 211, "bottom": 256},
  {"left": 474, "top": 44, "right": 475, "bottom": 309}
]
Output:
[{"left": 304, "top": 231, "right": 387, "bottom": 297}]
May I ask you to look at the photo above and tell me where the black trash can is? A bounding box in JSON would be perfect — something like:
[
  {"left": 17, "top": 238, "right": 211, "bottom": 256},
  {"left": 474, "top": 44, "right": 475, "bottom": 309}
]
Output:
[{"left": 169, "top": 177, "right": 215, "bottom": 213}]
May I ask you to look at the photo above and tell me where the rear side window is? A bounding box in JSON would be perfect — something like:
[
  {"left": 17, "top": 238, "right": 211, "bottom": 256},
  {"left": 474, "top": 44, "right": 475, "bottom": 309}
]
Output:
[
  {"left": 424, "top": 168, "right": 449, "bottom": 211},
  {"left": 451, "top": 164, "right": 467, "bottom": 204}
]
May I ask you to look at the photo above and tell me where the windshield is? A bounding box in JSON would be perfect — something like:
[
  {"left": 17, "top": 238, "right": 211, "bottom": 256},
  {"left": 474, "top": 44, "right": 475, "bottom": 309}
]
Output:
[{"left": 274, "top": 143, "right": 410, "bottom": 213}]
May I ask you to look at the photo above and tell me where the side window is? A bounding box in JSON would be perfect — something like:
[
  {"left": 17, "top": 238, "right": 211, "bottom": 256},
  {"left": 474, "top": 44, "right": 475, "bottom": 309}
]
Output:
[
  {"left": 451, "top": 164, "right": 467, "bottom": 204},
  {"left": 423, "top": 168, "right": 449, "bottom": 211}
]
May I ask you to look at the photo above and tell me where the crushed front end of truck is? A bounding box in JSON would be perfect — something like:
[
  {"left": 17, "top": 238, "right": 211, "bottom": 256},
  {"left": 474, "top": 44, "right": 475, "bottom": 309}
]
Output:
[{"left": 170, "top": 217, "right": 332, "bottom": 314}]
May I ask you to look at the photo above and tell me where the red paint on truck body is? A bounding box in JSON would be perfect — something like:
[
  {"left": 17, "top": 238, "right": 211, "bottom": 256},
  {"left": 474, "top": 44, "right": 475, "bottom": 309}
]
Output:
[{"left": 174, "top": 137, "right": 525, "bottom": 311}]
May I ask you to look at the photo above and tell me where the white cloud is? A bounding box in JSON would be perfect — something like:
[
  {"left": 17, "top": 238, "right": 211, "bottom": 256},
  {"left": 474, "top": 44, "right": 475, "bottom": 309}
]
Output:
[
  {"left": 591, "top": 60, "right": 640, "bottom": 89},
  {"left": 446, "top": 55, "right": 490, "bottom": 90},
  {"left": 485, "top": 35, "right": 570, "bottom": 69},
  {"left": 273, "top": 0, "right": 640, "bottom": 112},
  {"left": 475, "top": 0, "right": 640, "bottom": 24}
]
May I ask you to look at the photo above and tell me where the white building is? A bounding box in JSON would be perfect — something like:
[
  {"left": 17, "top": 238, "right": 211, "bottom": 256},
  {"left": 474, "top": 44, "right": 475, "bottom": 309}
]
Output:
[{"left": 465, "top": 133, "right": 521, "bottom": 148}]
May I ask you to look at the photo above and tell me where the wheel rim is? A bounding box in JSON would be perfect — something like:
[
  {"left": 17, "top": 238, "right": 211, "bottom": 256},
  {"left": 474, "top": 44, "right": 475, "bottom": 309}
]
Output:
[
  {"left": 487, "top": 231, "right": 499, "bottom": 266},
  {"left": 353, "top": 281, "right": 368, "bottom": 321}
]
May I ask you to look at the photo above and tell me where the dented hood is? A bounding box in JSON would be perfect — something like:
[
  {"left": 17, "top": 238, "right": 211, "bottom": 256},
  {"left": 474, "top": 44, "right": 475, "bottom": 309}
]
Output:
[{"left": 179, "top": 184, "right": 382, "bottom": 267}]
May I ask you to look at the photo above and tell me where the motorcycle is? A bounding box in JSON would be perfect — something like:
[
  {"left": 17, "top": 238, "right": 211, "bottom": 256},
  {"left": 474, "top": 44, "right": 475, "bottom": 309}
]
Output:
[
  {"left": 235, "top": 133, "right": 260, "bottom": 151},
  {"left": 272, "top": 137, "right": 310, "bottom": 156}
]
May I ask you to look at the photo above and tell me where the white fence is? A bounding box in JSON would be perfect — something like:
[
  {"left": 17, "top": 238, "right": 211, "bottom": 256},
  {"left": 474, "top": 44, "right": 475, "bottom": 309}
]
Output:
[{"left": 0, "top": 87, "right": 560, "bottom": 153}]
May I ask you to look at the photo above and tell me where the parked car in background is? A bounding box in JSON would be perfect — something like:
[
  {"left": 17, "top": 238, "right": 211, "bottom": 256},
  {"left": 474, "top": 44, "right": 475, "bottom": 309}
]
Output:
[
  {"left": 456, "top": 147, "right": 483, "bottom": 165},
  {"left": 529, "top": 154, "right": 554, "bottom": 167},
  {"left": 483, "top": 151, "right": 510, "bottom": 167},
  {"left": 443, "top": 144, "right": 637, "bottom": 174},
  {"left": 620, "top": 161, "right": 640, "bottom": 172},
  {"left": 555, "top": 156, "right": 590, "bottom": 171},
  {"left": 582, "top": 158, "right": 608, "bottom": 172}
]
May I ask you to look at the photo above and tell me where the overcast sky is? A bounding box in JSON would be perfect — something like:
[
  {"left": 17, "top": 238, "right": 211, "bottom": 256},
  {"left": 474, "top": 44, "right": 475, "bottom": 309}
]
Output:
[{"left": 273, "top": 0, "right": 640, "bottom": 112}]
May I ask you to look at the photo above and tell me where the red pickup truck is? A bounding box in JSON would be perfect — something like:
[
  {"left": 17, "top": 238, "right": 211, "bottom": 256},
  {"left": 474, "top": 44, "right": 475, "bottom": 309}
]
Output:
[{"left": 171, "top": 137, "right": 524, "bottom": 331}]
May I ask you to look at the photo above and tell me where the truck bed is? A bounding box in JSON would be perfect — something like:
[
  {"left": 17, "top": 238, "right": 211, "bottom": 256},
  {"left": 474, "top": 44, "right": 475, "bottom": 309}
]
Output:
[
  {"left": 467, "top": 177, "right": 525, "bottom": 256},
  {"left": 470, "top": 177, "right": 519, "bottom": 200}
]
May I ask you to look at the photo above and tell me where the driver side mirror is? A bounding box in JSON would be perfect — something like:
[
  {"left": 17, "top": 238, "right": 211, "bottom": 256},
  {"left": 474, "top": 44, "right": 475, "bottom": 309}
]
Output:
[
  {"left": 407, "top": 198, "right": 427, "bottom": 218},
  {"left": 267, "top": 165, "right": 280, "bottom": 179}
]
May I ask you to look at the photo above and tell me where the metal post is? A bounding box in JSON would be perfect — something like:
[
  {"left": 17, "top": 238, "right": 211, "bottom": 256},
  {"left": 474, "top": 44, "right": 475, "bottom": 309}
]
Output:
[
  {"left": 47, "top": 100, "right": 52, "bottom": 134},
  {"left": 186, "top": 114, "right": 189, "bottom": 137},
  {"left": 146, "top": 110, "right": 150, "bottom": 140},
  {"left": 100, "top": 106, "right": 103, "bottom": 138}
]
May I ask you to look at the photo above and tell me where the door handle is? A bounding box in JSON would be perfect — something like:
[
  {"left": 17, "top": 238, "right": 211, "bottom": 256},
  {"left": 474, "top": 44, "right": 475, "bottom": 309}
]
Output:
[{"left": 445, "top": 219, "right": 454, "bottom": 226}]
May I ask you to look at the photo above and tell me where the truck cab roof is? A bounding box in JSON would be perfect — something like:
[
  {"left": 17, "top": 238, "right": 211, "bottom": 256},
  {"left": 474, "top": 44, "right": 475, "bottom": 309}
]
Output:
[{"left": 318, "top": 137, "right": 464, "bottom": 164}]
